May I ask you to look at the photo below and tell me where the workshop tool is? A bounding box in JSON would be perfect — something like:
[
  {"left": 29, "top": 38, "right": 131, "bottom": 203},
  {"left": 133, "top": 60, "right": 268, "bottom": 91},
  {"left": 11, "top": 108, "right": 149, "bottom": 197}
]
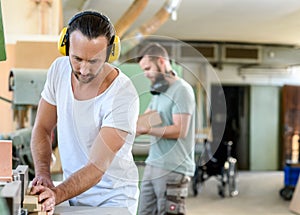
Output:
[
  {"left": 8, "top": 68, "right": 47, "bottom": 129},
  {"left": 0, "top": 180, "right": 22, "bottom": 215},
  {"left": 0, "top": 164, "right": 51, "bottom": 215},
  {"left": 0, "top": 68, "right": 59, "bottom": 179},
  {"left": 192, "top": 140, "right": 238, "bottom": 197},
  {"left": 13, "top": 165, "right": 29, "bottom": 207},
  {"left": 0, "top": 165, "right": 29, "bottom": 215}
]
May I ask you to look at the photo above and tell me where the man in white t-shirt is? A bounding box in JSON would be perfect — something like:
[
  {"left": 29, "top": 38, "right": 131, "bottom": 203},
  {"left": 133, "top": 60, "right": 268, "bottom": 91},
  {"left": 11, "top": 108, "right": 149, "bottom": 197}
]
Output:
[{"left": 30, "top": 10, "right": 139, "bottom": 215}]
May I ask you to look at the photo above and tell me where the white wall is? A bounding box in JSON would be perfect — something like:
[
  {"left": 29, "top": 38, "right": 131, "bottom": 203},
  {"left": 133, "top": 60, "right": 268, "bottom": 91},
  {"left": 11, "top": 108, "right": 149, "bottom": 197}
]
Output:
[{"left": 213, "top": 64, "right": 300, "bottom": 87}]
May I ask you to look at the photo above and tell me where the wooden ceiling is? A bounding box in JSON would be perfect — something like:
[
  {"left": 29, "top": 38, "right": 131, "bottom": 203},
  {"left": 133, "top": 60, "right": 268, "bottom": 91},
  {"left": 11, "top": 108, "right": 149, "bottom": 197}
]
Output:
[{"left": 62, "top": 0, "right": 300, "bottom": 46}]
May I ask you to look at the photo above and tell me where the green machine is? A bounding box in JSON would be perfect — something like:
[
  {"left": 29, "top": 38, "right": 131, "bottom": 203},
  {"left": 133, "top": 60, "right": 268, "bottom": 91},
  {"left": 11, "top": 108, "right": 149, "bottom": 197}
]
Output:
[{"left": 1, "top": 68, "right": 48, "bottom": 179}]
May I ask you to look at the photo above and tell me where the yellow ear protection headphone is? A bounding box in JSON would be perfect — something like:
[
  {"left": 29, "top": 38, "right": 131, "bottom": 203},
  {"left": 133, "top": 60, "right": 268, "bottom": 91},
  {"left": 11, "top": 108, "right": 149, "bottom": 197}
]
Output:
[{"left": 58, "top": 11, "right": 121, "bottom": 63}]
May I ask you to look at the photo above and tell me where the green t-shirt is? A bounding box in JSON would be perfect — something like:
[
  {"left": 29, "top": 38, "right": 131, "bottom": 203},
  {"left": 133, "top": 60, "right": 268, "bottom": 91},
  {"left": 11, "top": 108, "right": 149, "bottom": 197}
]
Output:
[{"left": 146, "top": 79, "right": 196, "bottom": 176}]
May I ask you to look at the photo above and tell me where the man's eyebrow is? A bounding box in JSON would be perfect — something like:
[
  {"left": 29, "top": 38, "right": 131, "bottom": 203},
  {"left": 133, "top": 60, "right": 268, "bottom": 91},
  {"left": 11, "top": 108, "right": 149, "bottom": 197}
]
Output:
[
  {"left": 71, "top": 54, "right": 81, "bottom": 59},
  {"left": 88, "top": 58, "right": 98, "bottom": 63},
  {"left": 71, "top": 55, "right": 99, "bottom": 63},
  {"left": 88, "top": 58, "right": 98, "bottom": 62},
  {"left": 143, "top": 65, "right": 151, "bottom": 70}
]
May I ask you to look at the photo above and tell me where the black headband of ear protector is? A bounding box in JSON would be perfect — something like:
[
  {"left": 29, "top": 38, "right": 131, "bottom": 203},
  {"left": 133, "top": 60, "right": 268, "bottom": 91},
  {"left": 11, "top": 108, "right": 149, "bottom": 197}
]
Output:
[
  {"left": 61, "top": 10, "right": 115, "bottom": 59},
  {"left": 68, "top": 11, "right": 111, "bottom": 26}
]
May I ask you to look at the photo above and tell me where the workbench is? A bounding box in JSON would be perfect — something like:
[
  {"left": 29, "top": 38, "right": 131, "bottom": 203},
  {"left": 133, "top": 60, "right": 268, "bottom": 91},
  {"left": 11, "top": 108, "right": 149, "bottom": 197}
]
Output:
[
  {"left": 54, "top": 205, "right": 131, "bottom": 215},
  {"left": 0, "top": 166, "right": 131, "bottom": 215},
  {"left": 53, "top": 184, "right": 131, "bottom": 215}
]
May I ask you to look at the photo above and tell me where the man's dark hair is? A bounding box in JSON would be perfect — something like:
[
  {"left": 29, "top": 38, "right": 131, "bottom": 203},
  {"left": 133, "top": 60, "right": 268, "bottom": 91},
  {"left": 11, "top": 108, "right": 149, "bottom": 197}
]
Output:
[
  {"left": 68, "top": 12, "right": 115, "bottom": 45},
  {"left": 137, "top": 42, "right": 169, "bottom": 62}
]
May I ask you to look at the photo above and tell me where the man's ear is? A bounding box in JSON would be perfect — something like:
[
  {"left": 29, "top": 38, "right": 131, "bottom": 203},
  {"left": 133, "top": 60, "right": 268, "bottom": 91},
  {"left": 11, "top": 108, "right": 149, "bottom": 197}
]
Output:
[{"left": 157, "top": 56, "right": 166, "bottom": 68}]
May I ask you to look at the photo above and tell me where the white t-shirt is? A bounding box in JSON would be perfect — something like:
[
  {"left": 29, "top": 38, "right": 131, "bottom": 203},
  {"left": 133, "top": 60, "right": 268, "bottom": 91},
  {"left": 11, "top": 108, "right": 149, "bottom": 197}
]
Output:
[{"left": 41, "top": 56, "right": 139, "bottom": 214}]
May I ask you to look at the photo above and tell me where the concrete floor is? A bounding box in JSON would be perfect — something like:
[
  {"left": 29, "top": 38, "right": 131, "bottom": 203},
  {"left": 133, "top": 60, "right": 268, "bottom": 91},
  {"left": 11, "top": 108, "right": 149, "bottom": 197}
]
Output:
[{"left": 186, "top": 171, "right": 294, "bottom": 215}]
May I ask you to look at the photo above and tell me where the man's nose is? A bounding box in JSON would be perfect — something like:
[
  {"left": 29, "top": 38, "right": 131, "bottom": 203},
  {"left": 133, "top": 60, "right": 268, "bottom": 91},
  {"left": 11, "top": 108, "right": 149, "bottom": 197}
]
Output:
[
  {"left": 144, "top": 70, "right": 151, "bottom": 78},
  {"left": 79, "top": 62, "right": 89, "bottom": 75}
]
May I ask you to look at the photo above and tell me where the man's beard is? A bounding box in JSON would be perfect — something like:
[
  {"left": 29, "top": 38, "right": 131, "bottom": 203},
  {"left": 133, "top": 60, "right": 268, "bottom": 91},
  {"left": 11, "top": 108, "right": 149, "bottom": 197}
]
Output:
[
  {"left": 72, "top": 71, "right": 97, "bottom": 83},
  {"left": 150, "top": 64, "right": 169, "bottom": 95},
  {"left": 71, "top": 64, "right": 104, "bottom": 84}
]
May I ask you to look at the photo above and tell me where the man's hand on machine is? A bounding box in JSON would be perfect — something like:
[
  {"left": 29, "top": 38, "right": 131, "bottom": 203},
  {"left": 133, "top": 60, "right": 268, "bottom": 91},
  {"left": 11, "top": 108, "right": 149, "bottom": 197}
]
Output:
[
  {"left": 32, "top": 174, "right": 55, "bottom": 188},
  {"left": 30, "top": 185, "right": 56, "bottom": 215}
]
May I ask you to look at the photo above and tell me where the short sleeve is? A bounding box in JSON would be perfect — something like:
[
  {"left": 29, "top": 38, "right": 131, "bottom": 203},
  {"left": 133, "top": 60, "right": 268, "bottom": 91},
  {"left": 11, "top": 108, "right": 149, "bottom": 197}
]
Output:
[
  {"left": 101, "top": 76, "right": 139, "bottom": 135},
  {"left": 172, "top": 84, "right": 195, "bottom": 115},
  {"left": 41, "top": 60, "right": 58, "bottom": 106}
]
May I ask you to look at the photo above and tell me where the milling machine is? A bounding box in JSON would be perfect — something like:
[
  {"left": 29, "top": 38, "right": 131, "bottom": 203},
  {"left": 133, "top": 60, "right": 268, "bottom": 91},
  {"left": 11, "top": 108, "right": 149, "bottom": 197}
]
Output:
[{"left": 0, "top": 68, "right": 48, "bottom": 179}]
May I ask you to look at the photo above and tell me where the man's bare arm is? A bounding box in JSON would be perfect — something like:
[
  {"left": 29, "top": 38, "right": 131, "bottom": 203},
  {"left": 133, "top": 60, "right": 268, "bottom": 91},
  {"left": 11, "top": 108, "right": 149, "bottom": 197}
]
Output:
[
  {"left": 31, "top": 98, "right": 57, "bottom": 187},
  {"left": 50, "top": 127, "right": 127, "bottom": 205}
]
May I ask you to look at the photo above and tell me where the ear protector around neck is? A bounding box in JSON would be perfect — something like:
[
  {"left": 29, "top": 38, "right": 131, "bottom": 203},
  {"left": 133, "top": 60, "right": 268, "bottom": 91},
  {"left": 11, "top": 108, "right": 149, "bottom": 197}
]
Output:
[{"left": 57, "top": 11, "right": 120, "bottom": 63}]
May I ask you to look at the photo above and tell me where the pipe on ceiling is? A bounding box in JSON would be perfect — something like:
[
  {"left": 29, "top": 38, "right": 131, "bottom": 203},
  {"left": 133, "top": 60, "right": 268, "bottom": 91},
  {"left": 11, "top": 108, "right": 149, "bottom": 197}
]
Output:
[
  {"left": 114, "top": 0, "right": 149, "bottom": 38},
  {"left": 120, "top": 0, "right": 182, "bottom": 57}
]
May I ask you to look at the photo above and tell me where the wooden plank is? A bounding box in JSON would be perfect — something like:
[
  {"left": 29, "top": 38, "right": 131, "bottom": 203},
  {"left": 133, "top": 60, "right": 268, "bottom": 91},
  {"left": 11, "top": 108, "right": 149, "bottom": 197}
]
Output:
[
  {"left": 23, "top": 195, "right": 41, "bottom": 212},
  {"left": 137, "top": 110, "right": 162, "bottom": 129},
  {"left": 28, "top": 212, "right": 47, "bottom": 215}
]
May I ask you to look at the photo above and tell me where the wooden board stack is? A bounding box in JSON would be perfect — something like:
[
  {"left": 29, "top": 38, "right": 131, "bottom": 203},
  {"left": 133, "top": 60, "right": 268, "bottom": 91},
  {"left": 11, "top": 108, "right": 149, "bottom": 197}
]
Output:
[{"left": 23, "top": 184, "right": 47, "bottom": 215}]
